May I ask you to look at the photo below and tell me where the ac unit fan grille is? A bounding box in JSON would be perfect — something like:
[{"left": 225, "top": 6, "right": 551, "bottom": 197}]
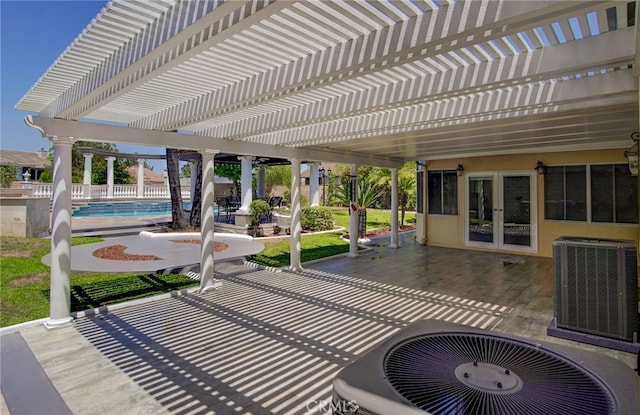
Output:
[{"left": 383, "top": 333, "right": 616, "bottom": 415}]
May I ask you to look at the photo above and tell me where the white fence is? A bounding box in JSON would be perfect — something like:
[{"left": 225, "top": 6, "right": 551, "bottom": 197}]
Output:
[{"left": 30, "top": 184, "right": 191, "bottom": 200}]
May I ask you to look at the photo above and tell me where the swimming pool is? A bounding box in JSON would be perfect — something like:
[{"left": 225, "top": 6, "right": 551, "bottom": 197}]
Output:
[{"left": 72, "top": 201, "right": 200, "bottom": 217}]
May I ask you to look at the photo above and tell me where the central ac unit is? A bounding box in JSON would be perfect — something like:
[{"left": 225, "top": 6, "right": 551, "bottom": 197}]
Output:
[
  {"left": 333, "top": 320, "right": 640, "bottom": 415},
  {"left": 551, "top": 237, "right": 638, "bottom": 346}
]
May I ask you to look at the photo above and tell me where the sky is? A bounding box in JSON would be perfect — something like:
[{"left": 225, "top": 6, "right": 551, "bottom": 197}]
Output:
[{"left": 1, "top": 0, "right": 166, "bottom": 171}]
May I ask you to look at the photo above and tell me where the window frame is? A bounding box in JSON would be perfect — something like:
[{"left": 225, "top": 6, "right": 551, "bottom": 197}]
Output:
[
  {"left": 543, "top": 162, "right": 637, "bottom": 225},
  {"left": 427, "top": 169, "right": 458, "bottom": 216}
]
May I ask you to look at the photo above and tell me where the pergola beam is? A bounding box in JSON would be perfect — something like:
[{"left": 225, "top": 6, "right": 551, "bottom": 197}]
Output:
[{"left": 25, "top": 116, "right": 403, "bottom": 168}]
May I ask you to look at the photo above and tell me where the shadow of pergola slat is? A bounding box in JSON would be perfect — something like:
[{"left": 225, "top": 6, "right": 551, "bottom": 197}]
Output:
[{"left": 74, "top": 267, "right": 510, "bottom": 414}]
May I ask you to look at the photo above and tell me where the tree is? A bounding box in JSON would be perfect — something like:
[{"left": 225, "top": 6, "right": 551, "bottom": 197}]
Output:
[
  {"left": 215, "top": 162, "right": 241, "bottom": 193},
  {"left": 181, "top": 163, "right": 191, "bottom": 178},
  {"left": 39, "top": 141, "right": 133, "bottom": 184},
  {"left": 266, "top": 165, "right": 292, "bottom": 187},
  {"left": 189, "top": 156, "right": 202, "bottom": 228},
  {"left": 166, "top": 148, "right": 188, "bottom": 230},
  {"left": 0, "top": 164, "right": 17, "bottom": 188},
  {"left": 397, "top": 169, "right": 416, "bottom": 225}
]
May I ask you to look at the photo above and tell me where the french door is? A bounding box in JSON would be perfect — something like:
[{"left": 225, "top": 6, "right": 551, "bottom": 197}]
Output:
[{"left": 464, "top": 172, "right": 537, "bottom": 253}]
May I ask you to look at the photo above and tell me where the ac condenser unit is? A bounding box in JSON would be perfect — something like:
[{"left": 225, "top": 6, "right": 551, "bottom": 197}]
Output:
[
  {"left": 332, "top": 320, "right": 640, "bottom": 415},
  {"left": 552, "top": 237, "right": 638, "bottom": 343}
]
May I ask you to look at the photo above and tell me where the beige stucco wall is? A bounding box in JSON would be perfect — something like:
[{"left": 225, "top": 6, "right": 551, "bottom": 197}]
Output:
[
  {"left": 419, "top": 149, "right": 638, "bottom": 258},
  {"left": 0, "top": 197, "right": 50, "bottom": 238}
]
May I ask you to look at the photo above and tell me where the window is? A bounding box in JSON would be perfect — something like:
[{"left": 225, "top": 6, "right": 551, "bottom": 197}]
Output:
[
  {"left": 544, "top": 166, "right": 587, "bottom": 221},
  {"left": 591, "top": 164, "right": 638, "bottom": 224},
  {"left": 428, "top": 170, "right": 458, "bottom": 215},
  {"left": 544, "top": 163, "right": 637, "bottom": 224}
]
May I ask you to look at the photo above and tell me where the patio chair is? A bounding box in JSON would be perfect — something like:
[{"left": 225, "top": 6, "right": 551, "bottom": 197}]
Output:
[{"left": 267, "top": 196, "right": 283, "bottom": 221}]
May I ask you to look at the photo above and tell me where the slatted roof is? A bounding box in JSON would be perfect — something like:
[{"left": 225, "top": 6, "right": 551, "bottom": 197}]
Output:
[{"left": 16, "top": 0, "right": 639, "bottom": 164}]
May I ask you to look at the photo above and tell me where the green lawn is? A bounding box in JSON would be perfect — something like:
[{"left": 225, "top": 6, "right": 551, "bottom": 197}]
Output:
[
  {"left": 0, "top": 236, "right": 197, "bottom": 327},
  {"left": 252, "top": 208, "right": 416, "bottom": 268},
  {"left": 252, "top": 231, "right": 350, "bottom": 267},
  {"left": 330, "top": 207, "right": 415, "bottom": 229}
]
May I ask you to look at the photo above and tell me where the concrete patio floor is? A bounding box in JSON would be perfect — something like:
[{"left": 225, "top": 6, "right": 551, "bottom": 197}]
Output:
[{"left": 1, "top": 232, "right": 637, "bottom": 414}]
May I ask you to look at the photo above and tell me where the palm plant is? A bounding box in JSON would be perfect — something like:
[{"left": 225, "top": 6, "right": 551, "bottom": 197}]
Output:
[{"left": 335, "top": 176, "right": 386, "bottom": 237}]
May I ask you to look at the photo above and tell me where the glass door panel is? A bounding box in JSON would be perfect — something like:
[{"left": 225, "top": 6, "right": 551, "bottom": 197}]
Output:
[
  {"left": 465, "top": 172, "right": 537, "bottom": 253},
  {"left": 468, "top": 177, "right": 494, "bottom": 243},
  {"left": 501, "top": 175, "right": 531, "bottom": 247}
]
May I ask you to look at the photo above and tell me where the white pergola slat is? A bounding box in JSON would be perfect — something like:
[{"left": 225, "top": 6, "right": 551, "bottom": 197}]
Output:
[{"left": 16, "top": 0, "right": 639, "bottom": 163}]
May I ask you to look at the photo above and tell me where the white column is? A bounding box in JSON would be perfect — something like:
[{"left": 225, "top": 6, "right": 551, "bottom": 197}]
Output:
[
  {"left": 237, "top": 155, "right": 254, "bottom": 213},
  {"left": 257, "top": 166, "right": 266, "bottom": 199},
  {"left": 309, "top": 163, "right": 320, "bottom": 206},
  {"left": 190, "top": 161, "right": 198, "bottom": 201},
  {"left": 348, "top": 164, "right": 359, "bottom": 258},
  {"left": 390, "top": 167, "right": 399, "bottom": 249},
  {"left": 289, "top": 158, "right": 302, "bottom": 271},
  {"left": 106, "top": 156, "right": 115, "bottom": 198},
  {"left": 82, "top": 153, "right": 92, "bottom": 199},
  {"left": 164, "top": 169, "right": 169, "bottom": 198},
  {"left": 199, "top": 150, "right": 221, "bottom": 292},
  {"left": 137, "top": 158, "right": 145, "bottom": 198},
  {"left": 46, "top": 137, "right": 74, "bottom": 329}
]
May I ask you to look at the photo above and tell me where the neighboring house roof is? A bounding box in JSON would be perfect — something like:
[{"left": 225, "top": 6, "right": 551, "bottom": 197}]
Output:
[
  {"left": 0, "top": 149, "right": 50, "bottom": 169},
  {"left": 125, "top": 166, "right": 165, "bottom": 183}
]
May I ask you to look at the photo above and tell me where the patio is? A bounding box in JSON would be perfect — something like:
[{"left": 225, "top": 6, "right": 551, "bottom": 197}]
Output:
[{"left": 2, "top": 233, "right": 635, "bottom": 414}]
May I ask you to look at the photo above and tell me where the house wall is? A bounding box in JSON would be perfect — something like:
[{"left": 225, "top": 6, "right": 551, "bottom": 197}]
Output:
[
  {"left": 418, "top": 149, "right": 639, "bottom": 258},
  {"left": 0, "top": 197, "right": 50, "bottom": 238}
]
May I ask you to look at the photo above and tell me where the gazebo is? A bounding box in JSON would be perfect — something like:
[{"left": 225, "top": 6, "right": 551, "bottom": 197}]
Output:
[{"left": 15, "top": 1, "right": 640, "bottom": 327}]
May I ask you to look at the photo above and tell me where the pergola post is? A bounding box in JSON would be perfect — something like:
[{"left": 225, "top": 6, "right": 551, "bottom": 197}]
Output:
[
  {"left": 289, "top": 158, "right": 302, "bottom": 271},
  {"left": 347, "top": 163, "right": 359, "bottom": 258},
  {"left": 45, "top": 136, "right": 75, "bottom": 329},
  {"left": 238, "top": 155, "right": 254, "bottom": 214},
  {"left": 199, "top": 149, "right": 221, "bottom": 292},
  {"left": 82, "top": 153, "right": 92, "bottom": 199},
  {"left": 309, "top": 163, "right": 320, "bottom": 206},
  {"left": 257, "top": 165, "right": 266, "bottom": 199},
  {"left": 390, "top": 167, "right": 399, "bottom": 248},
  {"left": 106, "top": 156, "right": 115, "bottom": 198},
  {"left": 136, "top": 158, "right": 145, "bottom": 198}
]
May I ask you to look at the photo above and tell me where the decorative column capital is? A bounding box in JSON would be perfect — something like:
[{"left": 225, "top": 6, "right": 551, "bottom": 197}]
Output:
[
  {"left": 200, "top": 149, "right": 219, "bottom": 157},
  {"left": 83, "top": 153, "right": 94, "bottom": 160},
  {"left": 50, "top": 136, "right": 75, "bottom": 146},
  {"left": 238, "top": 155, "right": 255, "bottom": 162},
  {"left": 136, "top": 158, "right": 145, "bottom": 164}
]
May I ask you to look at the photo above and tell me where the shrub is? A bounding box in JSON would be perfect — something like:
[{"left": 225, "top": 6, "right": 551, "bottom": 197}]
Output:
[
  {"left": 301, "top": 206, "right": 334, "bottom": 231},
  {"left": 0, "top": 164, "right": 17, "bottom": 188},
  {"left": 248, "top": 199, "right": 271, "bottom": 227}
]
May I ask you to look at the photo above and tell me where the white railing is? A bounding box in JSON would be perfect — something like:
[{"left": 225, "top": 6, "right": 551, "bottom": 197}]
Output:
[
  {"left": 114, "top": 184, "right": 137, "bottom": 198},
  {"left": 32, "top": 183, "right": 52, "bottom": 197},
  {"left": 29, "top": 183, "right": 191, "bottom": 200},
  {"left": 144, "top": 185, "right": 168, "bottom": 198},
  {"left": 91, "top": 185, "right": 108, "bottom": 199}
]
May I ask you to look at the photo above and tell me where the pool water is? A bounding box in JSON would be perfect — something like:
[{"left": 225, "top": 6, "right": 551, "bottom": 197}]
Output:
[{"left": 72, "top": 201, "right": 200, "bottom": 217}]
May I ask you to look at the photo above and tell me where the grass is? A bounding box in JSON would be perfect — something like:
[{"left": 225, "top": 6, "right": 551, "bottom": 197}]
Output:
[
  {"left": 252, "top": 231, "right": 350, "bottom": 267},
  {"left": 0, "top": 208, "right": 415, "bottom": 326},
  {"left": 0, "top": 236, "right": 197, "bottom": 327},
  {"left": 252, "top": 208, "right": 416, "bottom": 268},
  {"left": 330, "top": 207, "right": 415, "bottom": 229}
]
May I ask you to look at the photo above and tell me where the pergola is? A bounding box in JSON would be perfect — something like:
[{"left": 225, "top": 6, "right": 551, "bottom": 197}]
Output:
[{"left": 16, "top": 0, "right": 639, "bottom": 327}]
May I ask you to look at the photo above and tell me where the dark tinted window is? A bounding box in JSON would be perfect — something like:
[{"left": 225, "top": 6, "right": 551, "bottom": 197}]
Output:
[{"left": 428, "top": 170, "right": 458, "bottom": 215}]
